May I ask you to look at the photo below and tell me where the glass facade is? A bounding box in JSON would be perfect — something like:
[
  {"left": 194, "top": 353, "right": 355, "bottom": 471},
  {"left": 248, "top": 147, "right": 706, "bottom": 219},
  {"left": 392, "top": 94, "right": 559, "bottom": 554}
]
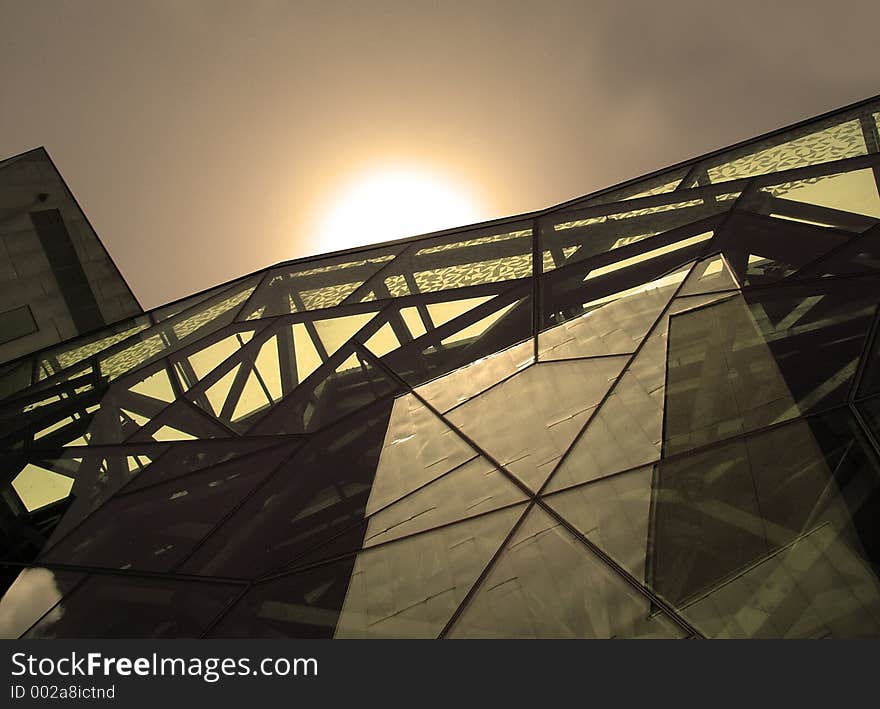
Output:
[{"left": 1, "top": 96, "right": 880, "bottom": 638}]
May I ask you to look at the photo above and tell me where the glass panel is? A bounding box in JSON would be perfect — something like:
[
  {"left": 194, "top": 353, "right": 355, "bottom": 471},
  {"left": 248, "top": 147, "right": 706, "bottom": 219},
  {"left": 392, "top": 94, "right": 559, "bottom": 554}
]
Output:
[
  {"left": 123, "top": 438, "right": 293, "bottom": 492},
  {"left": 127, "top": 401, "right": 231, "bottom": 443},
  {"left": 446, "top": 357, "right": 629, "bottom": 492},
  {"left": 857, "top": 322, "right": 880, "bottom": 399},
  {"left": 650, "top": 410, "right": 880, "bottom": 638},
  {"left": 761, "top": 168, "right": 880, "bottom": 220},
  {"left": 35, "top": 316, "right": 150, "bottom": 381},
  {"left": 706, "top": 119, "right": 867, "bottom": 183},
  {"left": 676, "top": 253, "right": 739, "bottom": 296},
  {"left": 364, "top": 456, "right": 527, "bottom": 547},
  {"left": 0, "top": 568, "right": 83, "bottom": 639},
  {"left": 207, "top": 561, "right": 356, "bottom": 638},
  {"left": 793, "top": 226, "right": 880, "bottom": 279},
  {"left": 352, "top": 223, "right": 532, "bottom": 301},
  {"left": 858, "top": 396, "right": 880, "bottom": 440},
  {"left": 237, "top": 249, "right": 400, "bottom": 320},
  {"left": 0, "top": 358, "right": 33, "bottom": 400},
  {"left": 538, "top": 265, "right": 683, "bottom": 360},
  {"left": 376, "top": 289, "right": 532, "bottom": 389},
  {"left": 96, "top": 276, "right": 259, "bottom": 382},
  {"left": 544, "top": 465, "right": 654, "bottom": 581},
  {"left": 24, "top": 575, "right": 241, "bottom": 638},
  {"left": 542, "top": 188, "right": 727, "bottom": 272},
  {"left": 447, "top": 506, "right": 684, "bottom": 638},
  {"left": 540, "top": 238, "right": 704, "bottom": 333},
  {"left": 313, "top": 312, "right": 376, "bottom": 354},
  {"left": 546, "top": 290, "right": 734, "bottom": 491},
  {"left": 180, "top": 401, "right": 393, "bottom": 578},
  {"left": 334, "top": 504, "right": 525, "bottom": 638},
  {"left": 39, "top": 442, "right": 299, "bottom": 572},
  {"left": 41, "top": 447, "right": 166, "bottom": 548},
  {"left": 576, "top": 169, "right": 688, "bottom": 207},
  {"left": 245, "top": 345, "right": 400, "bottom": 435},
  {"left": 664, "top": 283, "right": 878, "bottom": 456},
  {"left": 174, "top": 330, "right": 255, "bottom": 389},
  {"left": 12, "top": 463, "right": 74, "bottom": 511},
  {"left": 709, "top": 211, "right": 851, "bottom": 287},
  {"left": 415, "top": 339, "right": 533, "bottom": 413},
  {"left": 128, "top": 366, "right": 176, "bottom": 403},
  {"left": 365, "top": 393, "right": 477, "bottom": 515}
]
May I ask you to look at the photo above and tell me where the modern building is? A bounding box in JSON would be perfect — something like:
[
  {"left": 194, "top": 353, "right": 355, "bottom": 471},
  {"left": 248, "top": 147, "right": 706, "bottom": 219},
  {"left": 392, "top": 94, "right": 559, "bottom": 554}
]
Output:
[
  {"left": 0, "top": 95, "right": 879, "bottom": 638},
  {"left": 0, "top": 148, "right": 142, "bottom": 371}
]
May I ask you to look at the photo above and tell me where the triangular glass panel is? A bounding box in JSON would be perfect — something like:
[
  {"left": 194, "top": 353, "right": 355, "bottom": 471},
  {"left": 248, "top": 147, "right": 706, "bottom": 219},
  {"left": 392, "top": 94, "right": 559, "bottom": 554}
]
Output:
[
  {"left": 334, "top": 504, "right": 526, "bottom": 638},
  {"left": 178, "top": 403, "right": 392, "bottom": 578},
  {"left": 364, "top": 456, "right": 528, "bottom": 547},
  {"left": 446, "top": 356, "right": 629, "bottom": 492},
  {"left": 447, "top": 506, "right": 684, "bottom": 638},
  {"left": 676, "top": 253, "right": 740, "bottom": 296},
  {"left": 364, "top": 392, "right": 478, "bottom": 515},
  {"left": 543, "top": 465, "right": 654, "bottom": 581},
  {"left": 415, "top": 339, "right": 533, "bottom": 414}
]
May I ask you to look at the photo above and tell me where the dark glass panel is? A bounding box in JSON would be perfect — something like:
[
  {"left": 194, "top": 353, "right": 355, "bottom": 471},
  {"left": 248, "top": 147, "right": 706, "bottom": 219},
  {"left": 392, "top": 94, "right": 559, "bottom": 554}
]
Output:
[
  {"left": 39, "top": 441, "right": 300, "bottom": 572},
  {"left": 856, "top": 318, "right": 880, "bottom": 399},
  {"left": 708, "top": 212, "right": 850, "bottom": 286},
  {"left": 650, "top": 410, "right": 880, "bottom": 638},
  {"left": 0, "top": 567, "right": 83, "bottom": 639},
  {"left": 245, "top": 344, "right": 400, "bottom": 435},
  {"left": 40, "top": 446, "right": 168, "bottom": 548},
  {"left": 123, "top": 437, "right": 300, "bottom": 492},
  {"left": 179, "top": 400, "right": 393, "bottom": 578},
  {"left": 664, "top": 281, "right": 878, "bottom": 455},
  {"left": 793, "top": 225, "right": 880, "bottom": 280},
  {"left": 0, "top": 358, "right": 33, "bottom": 400},
  {"left": 208, "top": 561, "right": 356, "bottom": 638},
  {"left": 24, "top": 574, "right": 241, "bottom": 638}
]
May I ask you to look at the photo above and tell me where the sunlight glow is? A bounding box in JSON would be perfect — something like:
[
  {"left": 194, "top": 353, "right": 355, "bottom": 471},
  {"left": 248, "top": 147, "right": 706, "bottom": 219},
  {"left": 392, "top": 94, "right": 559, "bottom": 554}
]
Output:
[{"left": 317, "top": 166, "right": 483, "bottom": 252}]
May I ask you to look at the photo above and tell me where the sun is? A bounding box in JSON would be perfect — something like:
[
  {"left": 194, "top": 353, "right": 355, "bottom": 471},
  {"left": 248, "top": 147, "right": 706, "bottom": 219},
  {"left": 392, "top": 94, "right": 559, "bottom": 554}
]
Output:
[{"left": 316, "top": 165, "right": 483, "bottom": 252}]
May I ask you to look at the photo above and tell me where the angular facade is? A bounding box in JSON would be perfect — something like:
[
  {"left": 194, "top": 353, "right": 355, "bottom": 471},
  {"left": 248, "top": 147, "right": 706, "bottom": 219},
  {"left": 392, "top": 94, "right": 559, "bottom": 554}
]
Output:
[{"left": 1, "top": 96, "right": 879, "bottom": 638}]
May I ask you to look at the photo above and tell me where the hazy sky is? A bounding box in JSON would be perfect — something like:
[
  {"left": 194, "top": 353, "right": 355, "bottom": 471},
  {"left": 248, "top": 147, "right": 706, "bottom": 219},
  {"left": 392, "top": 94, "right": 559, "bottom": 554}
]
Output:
[{"left": 1, "top": 0, "right": 878, "bottom": 309}]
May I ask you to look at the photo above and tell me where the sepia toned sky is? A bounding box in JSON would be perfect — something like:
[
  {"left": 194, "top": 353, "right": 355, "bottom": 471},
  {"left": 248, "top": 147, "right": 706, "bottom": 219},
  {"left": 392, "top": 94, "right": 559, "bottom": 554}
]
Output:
[{"left": 1, "top": 0, "right": 878, "bottom": 309}]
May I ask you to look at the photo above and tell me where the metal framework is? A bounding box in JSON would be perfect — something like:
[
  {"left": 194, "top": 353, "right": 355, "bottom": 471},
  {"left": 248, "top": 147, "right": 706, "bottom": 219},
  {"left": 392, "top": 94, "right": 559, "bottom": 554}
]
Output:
[{"left": 1, "top": 95, "right": 880, "bottom": 638}]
